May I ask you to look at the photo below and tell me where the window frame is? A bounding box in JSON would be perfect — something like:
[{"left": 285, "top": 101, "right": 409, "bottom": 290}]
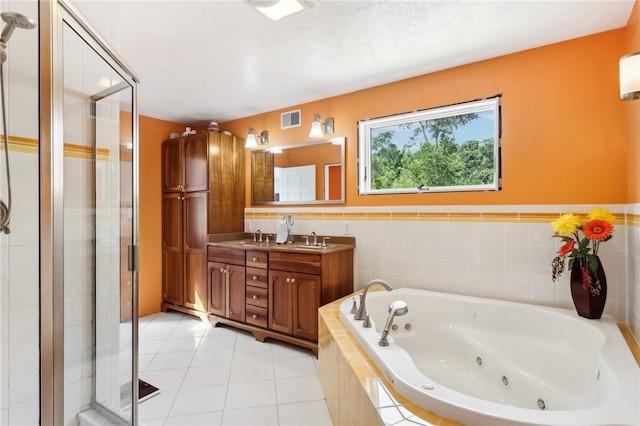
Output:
[{"left": 357, "top": 96, "right": 502, "bottom": 195}]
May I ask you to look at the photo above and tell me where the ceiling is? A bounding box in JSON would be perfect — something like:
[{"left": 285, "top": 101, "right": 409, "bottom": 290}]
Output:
[{"left": 77, "top": 0, "right": 635, "bottom": 127}]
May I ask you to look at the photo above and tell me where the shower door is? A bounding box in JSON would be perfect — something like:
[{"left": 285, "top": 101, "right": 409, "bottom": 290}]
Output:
[{"left": 60, "top": 6, "right": 138, "bottom": 425}]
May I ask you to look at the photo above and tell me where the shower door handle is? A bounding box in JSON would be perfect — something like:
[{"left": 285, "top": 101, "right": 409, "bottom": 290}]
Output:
[{"left": 128, "top": 244, "right": 139, "bottom": 271}]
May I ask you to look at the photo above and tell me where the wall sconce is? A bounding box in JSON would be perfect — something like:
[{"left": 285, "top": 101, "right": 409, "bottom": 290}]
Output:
[
  {"left": 245, "top": 127, "right": 268, "bottom": 148},
  {"left": 309, "top": 113, "right": 334, "bottom": 138},
  {"left": 620, "top": 52, "right": 640, "bottom": 101}
]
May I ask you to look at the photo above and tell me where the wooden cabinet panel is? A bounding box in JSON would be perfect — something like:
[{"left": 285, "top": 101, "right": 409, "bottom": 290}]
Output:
[
  {"left": 183, "top": 133, "right": 209, "bottom": 192},
  {"left": 184, "top": 193, "right": 208, "bottom": 311},
  {"left": 292, "top": 273, "right": 321, "bottom": 341},
  {"left": 162, "top": 193, "right": 183, "bottom": 305},
  {"left": 269, "top": 270, "right": 293, "bottom": 334},
  {"left": 208, "top": 131, "right": 245, "bottom": 234},
  {"left": 227, "top": 264, "right": 246, "bottom": 322},
  {"left": 161, "top": 138, "right": 182, "bottom": 192},
  {"left": 208, "top": 246, "right": 245, "bottom": 265},
  {"left": 269, "top": 251, "right": 321, "bottom": 275},
  {"left": 208, "top": 261, "right": 226, "bottom": 316}
]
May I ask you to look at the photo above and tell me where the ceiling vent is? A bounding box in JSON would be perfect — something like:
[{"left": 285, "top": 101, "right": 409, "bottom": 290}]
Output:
[{"left": 281, "top": 109, "right": 301, "bottom": 129}]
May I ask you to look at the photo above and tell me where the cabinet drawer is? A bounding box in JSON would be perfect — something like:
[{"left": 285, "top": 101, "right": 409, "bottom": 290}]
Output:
[
  {"left": 269, "top": 251, "right": 321, "bottom": 275},
  {"left": 246, "top": 267, "right": 268, "bottom": 288},
  {"left": 246, "top": 250, "right": 268, "bottom": 269},
  {"left": 246, "top": 285, "right": 268, "bottom": 308},
  {"left": 245, "top": 305, "right": 268, "bottom": 328},
  {"left": 207, "top": 246, "right": 245, "bottom": 265}
]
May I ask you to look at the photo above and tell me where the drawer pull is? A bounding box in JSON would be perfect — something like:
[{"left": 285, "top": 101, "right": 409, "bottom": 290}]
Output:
[
  {"left": 252, "top": 314, "right": 258, "bottom": 319},
  {"left": 252, "top": 294, "right": 258, "bottom": 299},
  {"left": 252, "top": 275, "right": 258, "bottom": 280},
  {"left": 252, "top": 257, "right": 257, "bottom": 262}
]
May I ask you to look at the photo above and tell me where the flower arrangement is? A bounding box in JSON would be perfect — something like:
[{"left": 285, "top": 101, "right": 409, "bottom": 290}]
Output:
[{"left": 550, "top": 207, "right": 615, "bottom": 295}]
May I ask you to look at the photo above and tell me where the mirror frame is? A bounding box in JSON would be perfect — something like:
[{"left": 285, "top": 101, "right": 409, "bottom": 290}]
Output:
[{"left": 251, "top": 136, "right": 345, "bottom": 205}]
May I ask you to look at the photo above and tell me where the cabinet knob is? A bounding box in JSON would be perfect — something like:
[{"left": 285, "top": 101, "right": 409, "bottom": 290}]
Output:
[
  {"left": 252, "top": 314, "right": 258, "bottom": 319},
  {"left": 286, "top": 278, "right": 290, "bottom": 283},
  {"left": 252, "top": 257, "right": 257, "bottom": 262},
  {"left": 252, "top": 294, "right": 258, "bottom": 299},
  {"left": 291, "top": 278, "right": 296, "bottom": 283},
  {"left": 252, "top": 275, "right": 258, "bottom": 280}
]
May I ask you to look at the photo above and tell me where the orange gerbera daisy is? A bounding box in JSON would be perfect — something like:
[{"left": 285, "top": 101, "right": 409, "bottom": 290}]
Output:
[
  {"left": 583, "top": 219, "right": 613, "bottom": 242},
  {"left": 558, "top": 239, "right": 575, "bottom": 257}
]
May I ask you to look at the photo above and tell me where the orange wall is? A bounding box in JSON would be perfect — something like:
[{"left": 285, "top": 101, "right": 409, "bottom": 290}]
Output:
[
  {"left": 626, "top": 1, "right": 640, "bottom": 203},
  {"left": 139, "top": 115, "right": 185, "bottom": 316},
  {"left": 221, "top": 29, "right": 629, "bottom": 207}
]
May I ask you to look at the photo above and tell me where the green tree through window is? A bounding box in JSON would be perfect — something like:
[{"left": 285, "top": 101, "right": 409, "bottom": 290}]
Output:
[{"left": 359, "top": 97, "right": 500, "bottom": 195}]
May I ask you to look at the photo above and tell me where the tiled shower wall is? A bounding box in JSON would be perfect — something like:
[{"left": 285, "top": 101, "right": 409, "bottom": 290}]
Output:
[
  {"left": 0, "top": 0, "right": 40, "bottom": 423},
  {"left": 246, "top": 204, "right": 639, "bottom": 342}
]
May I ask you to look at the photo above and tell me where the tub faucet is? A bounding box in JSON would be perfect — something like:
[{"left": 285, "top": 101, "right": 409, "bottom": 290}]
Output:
[
  {"left": 378, "top": 300, "right": 408, "bottom": 346},
  {"left": 354, "top": 279, "right": 394, "bottom": 321}
]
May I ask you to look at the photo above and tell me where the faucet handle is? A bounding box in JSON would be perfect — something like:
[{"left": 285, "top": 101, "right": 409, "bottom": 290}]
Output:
[
  {"left": 302, "top": 235, "right": 309, "bottom": 246},
  {"left": 322, "top": 236, "right": 330, "bottom": 247}
]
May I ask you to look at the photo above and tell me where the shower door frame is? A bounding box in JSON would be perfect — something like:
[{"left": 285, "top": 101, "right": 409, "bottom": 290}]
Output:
[{"left": 39, "top": 1, "right": 141, "bottom": 424}]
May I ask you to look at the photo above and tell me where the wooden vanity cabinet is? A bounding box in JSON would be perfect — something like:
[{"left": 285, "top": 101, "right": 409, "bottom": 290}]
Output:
[
  {"left": 207, "top": 246, "right": 245, "bottom": 322},
  {"left": 202, "top": 243, "right": 353, "bottom": 354},
  {"left": 161, "top": 131, "right": 245, "bottom": 314}
]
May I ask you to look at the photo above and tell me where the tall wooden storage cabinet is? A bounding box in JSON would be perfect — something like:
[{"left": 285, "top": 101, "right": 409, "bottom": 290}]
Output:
[{"left": 161, "top": 131, "right": 245, "bottom": 312}]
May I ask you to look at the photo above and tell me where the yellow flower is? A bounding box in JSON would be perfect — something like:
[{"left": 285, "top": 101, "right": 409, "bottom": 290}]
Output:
[
  {"left": 587, "top": 207, "right": 616, "bottom": 225},
  {"left": 551, "top": 213, "right": 582, "bottom": 235}
]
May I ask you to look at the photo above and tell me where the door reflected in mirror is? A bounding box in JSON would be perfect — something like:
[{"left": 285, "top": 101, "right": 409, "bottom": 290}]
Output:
[{"left": 251, "top": 137, "right": 345, "bottom": 204}]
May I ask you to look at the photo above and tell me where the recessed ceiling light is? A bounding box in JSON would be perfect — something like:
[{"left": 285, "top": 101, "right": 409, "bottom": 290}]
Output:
[{"left": 247, "top": 0, "right": 317, "bottom": 22}]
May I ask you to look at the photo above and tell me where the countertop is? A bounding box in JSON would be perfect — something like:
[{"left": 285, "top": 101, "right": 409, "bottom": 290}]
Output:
[{"left": 207, "top": 232, "right": 355, "bottom": 254}]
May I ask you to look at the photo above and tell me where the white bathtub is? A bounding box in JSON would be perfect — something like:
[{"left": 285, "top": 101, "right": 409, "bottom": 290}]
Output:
[{"left": 339, "top": 288, "right": 639, "bottom": 426}]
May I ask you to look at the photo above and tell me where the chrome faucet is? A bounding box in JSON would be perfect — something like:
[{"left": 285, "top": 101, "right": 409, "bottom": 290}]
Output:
[
  {"left": 253, "top": 229, "right": 262, "bottom": 242},
  {"left": 309, "top": 231, "right": 317, "bottom": 246},
  {"left": 378, "top": 300, "right": 408, "bottom": 346},
  {"left": 354, "top": 279, "right": 394, "bottom": 320}
]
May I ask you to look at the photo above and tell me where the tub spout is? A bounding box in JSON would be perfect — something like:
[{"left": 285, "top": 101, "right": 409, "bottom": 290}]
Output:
[
  {"left": 378, "top": 300, "right": 408, "bottom": 346},
  {"left": 354, "top": 279, "right": 394, "bottom": 321}
]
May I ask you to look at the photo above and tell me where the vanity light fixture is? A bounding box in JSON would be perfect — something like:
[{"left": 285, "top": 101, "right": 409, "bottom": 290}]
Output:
[
  {"left": 245, "top": 127, "right": 268, "bottom": 148},
  {"left": 246, "top": 0, "right": 317, "bottom": 22},
  {"left": 309, "top": 113, "right": 334, "bottom": 138},
  {"left": 620, "top": 52, "right": 640, "bottom": 101}
]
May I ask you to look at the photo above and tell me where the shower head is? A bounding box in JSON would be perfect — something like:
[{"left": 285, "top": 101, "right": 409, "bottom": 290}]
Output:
[{"left": 0, "top": 12, "right": 36, "bottom": 46}]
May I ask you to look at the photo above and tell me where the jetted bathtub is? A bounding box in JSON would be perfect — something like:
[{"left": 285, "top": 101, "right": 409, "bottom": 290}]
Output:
[{"left": 339, "top": 288, "right": 639, "bottom": 426}]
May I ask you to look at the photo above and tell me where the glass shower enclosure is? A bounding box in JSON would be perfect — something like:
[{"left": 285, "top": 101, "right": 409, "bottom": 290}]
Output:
[{"left": 40, "top": 1, "right": 140, "bottom": 424}]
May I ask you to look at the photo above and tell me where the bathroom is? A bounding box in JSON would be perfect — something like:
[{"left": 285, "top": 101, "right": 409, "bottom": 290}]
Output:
[{"left": 1, "top": 0, "right": 639, "bottom": 425}]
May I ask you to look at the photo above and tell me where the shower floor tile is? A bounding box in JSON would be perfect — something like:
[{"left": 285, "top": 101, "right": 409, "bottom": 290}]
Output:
[{"left": 138, "top": 312, "right": 333, "bottom": 426}]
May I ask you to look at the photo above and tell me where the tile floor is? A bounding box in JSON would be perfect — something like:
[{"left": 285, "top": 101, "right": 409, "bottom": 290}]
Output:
[{"left": 137, "top": 311, "right": 333, "bottom": 426}]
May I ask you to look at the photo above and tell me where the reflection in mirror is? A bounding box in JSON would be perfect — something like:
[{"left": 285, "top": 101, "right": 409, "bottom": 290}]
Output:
[{"left": 251, "top": 137, "right": 345, "bottom": 204}]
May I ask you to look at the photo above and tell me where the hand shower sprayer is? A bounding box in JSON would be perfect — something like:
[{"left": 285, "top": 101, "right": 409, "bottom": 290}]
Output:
[{"left": 0, "top": 12, "right": 36, "bottom": 234}]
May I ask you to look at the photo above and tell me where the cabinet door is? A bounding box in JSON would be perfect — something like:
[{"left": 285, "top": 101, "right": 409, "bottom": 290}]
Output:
[
  {"left": 208, "top": 261, "right": 226, "bottom": 316},
  {"left": 227, "top": 264, "right": 246, "bottom": 322},
  {"left": 183, "top": 133, "right": 208, "bottom": 192},
  {"left": 162, "top": 193, "right": 183, "bottom": 305},
  {"left": 183, "top": 192, "right": 208, "bottom": 311},
  {"left": 292, "top": 273, "right": 321, "bottom": 341},
  {"left": 161, "top": 138, "right": 183, "bottom": 192},
  {"left": 269, "top": 270, "right": 293, "bottom": 334}
]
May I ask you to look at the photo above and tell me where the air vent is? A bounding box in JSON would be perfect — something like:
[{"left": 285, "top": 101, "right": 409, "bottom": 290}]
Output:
[{"left": 281, "top": 109, "right": 301, "bottom": 129}]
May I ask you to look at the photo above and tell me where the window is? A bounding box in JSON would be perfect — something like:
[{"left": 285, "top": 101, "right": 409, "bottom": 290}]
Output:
[{"left": 358, "top": 96, "right": 501, "bottom": 195}]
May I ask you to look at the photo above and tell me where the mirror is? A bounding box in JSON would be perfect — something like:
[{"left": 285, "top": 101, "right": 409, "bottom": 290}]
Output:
[{"left": 251, "top": 136, "right": 345, "bottom": 204}]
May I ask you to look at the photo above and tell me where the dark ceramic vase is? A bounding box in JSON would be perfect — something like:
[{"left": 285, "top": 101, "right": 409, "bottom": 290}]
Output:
[{"left": 569, "top": 257, "right": 607, "bottom": 319}]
